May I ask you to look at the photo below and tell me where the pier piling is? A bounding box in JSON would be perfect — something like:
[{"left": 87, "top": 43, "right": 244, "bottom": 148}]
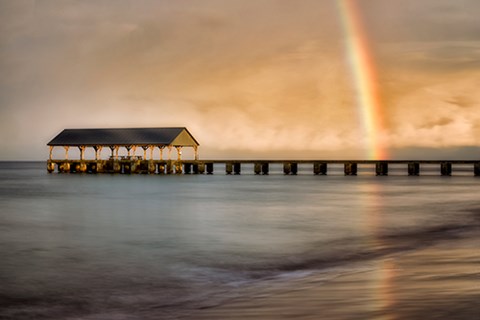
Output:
[
  {"left": 226, "top": 163, "right": 233, "bottom": 175},
  {"left": 408, "top": 162, "right": 420, "bottom": 176},
  {"left": 291, "top": 163, "right": 298, "bottom": 175},
  {"left": 344, "top": 163, "right": 357, "bottom": 176},
  {"left": 262, "top": 163, "right": 269, "bottom": 175},
  {"left": 254, "top": 163, "right": 262, "bottom": 175},
  {"left": 206, "top": 163, "right": 214, "bottom": 174},
  {"left": 441, "top": 162, "right": 452, "bottom": 176},
  {"left": 375, "top": 162, "right": 388, "bottom": 176},
  {"left": 283, "top": 163, "right": 291, "bottom": 175},
  {"left": 234, "top": 163, "right": 241, "bottom": 175}
]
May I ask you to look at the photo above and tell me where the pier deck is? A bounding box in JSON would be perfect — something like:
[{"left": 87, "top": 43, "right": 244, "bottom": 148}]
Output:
[{"left": 47, "top": 159, "right": 480, "bottom": 176}]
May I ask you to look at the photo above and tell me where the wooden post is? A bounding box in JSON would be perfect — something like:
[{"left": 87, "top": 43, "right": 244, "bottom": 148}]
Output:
[
  {"left": 234, "top": 163, "right": 241, "bottom": 175},
  {"left": 176, "top": 146, "right": 183, "bottom": 160},
  {"left": 441, "top": 162, "right": 452, "bottom": 176},
  {"left": 408, "top": 162, "right": 420, "bottom": 176},
  {"left": 175, "top": 161, "right": 182, "bottom": 174},
  {"left": 254, "top": 163, "right": 262, "bottom": 175},
  {"left": 375, "top": 162, "right": 388, "bottom": 176},
  {"left": 198, "top": 163, "right": 205, "bottom": 174},
  {"left": 474, "top": 162, "right": 480, "bottom": 176},
  {"left": 262, "top": 163, "right": 269, "bottom": 175},
  {"left": 109, "top": 146, "right": 115, "bottom": 159},
  {"left": 206, "top": 163, "right": 214, "bottom": 174},
  {"left": 194, "top": 146, "right": 199, "bottom": 160},
  {"left": 142, "top": 146, "right": 148, "bottom": 160},
  {"left": 283, "top": 162, "right": 291, "bottom": 175},
  {"left": 344, "top": 162, "right": 357, "bottom": 176},
  {"left": 93, "top": 146, "right": 102, "bottom": 160},
  {"left": 314, "top": 162, "right": 327, "bottom": 175},
  {"left": 158, "top": 163, "right": 165, "bottom": 174},
  {"left": 159, "top": 146, "right": 165, "bottom": 160},
  {"left": 47, "top": 161, "right": 55, "bottom": 173},
  {"left": 226, "top": 163, "right": 233, "bottom": 175},
  {"left": 64, "top": 146, "right": 69, "bottom": 160},
  {"left": 291, "top": 163, "right": 298, "bottom": 175},
  {"left": 115, "top": 146, "right": 120, "bottom": 160},
  {"left": 166, "top": 161, "right": 174, "bottom": 174},
  {"left": 49, "top": 146, "right": 54, "bottom": 160},
  {"left": 167, "top": 146, "right": 173, "bottom": 160},
  {"left": 78, "top": 146, "right": 86, "bottom": 160},
  {"left": 149, "top": 146, "right": 154, "bottom": 160},
  {"left": 126, "top": 145, "right": 132, "bottom": 158}
]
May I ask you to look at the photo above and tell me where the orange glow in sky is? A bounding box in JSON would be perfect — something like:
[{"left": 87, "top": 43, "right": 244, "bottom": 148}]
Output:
[{"left": 0, "top": 0, "right": 479, "bottom": 160}]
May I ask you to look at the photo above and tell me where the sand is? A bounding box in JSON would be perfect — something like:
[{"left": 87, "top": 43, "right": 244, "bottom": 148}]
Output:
[{"left": 187, "top": 231, "right": 480, "bottom": 320}]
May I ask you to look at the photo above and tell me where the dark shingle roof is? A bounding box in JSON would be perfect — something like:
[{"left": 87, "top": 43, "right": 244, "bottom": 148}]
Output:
[{"left": 47, "top": 127, "right": 199, "bottom": 146}]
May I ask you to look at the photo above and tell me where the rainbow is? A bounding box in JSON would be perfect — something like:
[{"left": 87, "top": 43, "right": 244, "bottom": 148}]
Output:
[{"left": 337, "top": 0, "right": 388, "bottom": 159}]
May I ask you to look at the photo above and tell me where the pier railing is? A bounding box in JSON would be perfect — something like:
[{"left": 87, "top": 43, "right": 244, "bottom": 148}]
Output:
[{"left": 47, "top": 159, "right": 480, "bottom": 176}]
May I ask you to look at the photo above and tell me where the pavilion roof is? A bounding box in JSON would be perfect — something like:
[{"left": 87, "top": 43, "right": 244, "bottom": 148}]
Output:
[{"left": 47, "top": 127, "right": 199, "bottom": 147}]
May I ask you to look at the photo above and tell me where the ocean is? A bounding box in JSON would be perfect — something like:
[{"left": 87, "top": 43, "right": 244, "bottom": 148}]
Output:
[{"left": 0, "top": 162, "right": 479, "bottom": 319}]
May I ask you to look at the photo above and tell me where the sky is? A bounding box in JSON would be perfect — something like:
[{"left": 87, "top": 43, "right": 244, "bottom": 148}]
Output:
[{"left": 1, "top": 0, "right": 479, "bottom": 160}]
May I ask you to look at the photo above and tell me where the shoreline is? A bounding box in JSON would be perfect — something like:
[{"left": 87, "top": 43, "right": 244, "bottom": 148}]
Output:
[{"left": 185, "top": 229, "right": 480, "bottom": 320}]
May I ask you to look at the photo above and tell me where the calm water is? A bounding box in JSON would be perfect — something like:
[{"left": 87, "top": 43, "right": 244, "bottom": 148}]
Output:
[{"left": 0, "top": 162, "right": 479, "bottom": 319}]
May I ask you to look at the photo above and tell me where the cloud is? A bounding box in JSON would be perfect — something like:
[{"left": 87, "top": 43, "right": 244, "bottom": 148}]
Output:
[{"left": 0, "top": 1, "right": 479, "bottom": 159}]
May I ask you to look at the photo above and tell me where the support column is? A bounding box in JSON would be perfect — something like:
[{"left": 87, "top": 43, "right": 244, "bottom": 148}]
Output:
[
  {"left": 408, "top": 162, "right": 419, "bottom": 176},
  {"left": 176, "top": 146, "right": 183, "bottom": 160},
  {"left": 159, "top": 146, "right": 165, "bottom": 160},
  {"left": 206, "top": 163, "right": 214, "bottom": 174},
  {"left": 175, "top": 161, "right": 183, "bottom": 174},
  {"left": 375, "top": 162, "right": 388, "bottom": 176},
  {"left": 166, "top": 161, "right": 174, "bottom": 174},
  {"left": 226, "top": 162, "right": 233, "bottom": 175},
  {"left": 142, "top": 146, "right": 148, "bottom": 160},
  {"left": 167, "top": 146, "right": 173, "bottom": 159},
  {"left": 149, "top": 146, "right": 154, "bottom": 160},
  {"left": 93, "top": 146, "right": 102, "bottom": 160},
  {"left": 198, "top": 163, "right": 205, "bottom": 174},
  {"left": 78, "top": 146, "right": 86, "bottom": 161},
  {"left": 314, "top": 162, "right": 327, "bottom": 175},
  {"left": 283, "top": 162, "right": 291, "bottom": 175},
  {"left": 262, "top": 163, "right": 269, "bottom": 175},
  {"left": 234, "top": 163, "right": 241, "bottom": 175},
  {"left": 254, "top": 163, "right": 262, "bottom": 175},
  {"left": 344, "top": 162, "right": 357, "bottom": 176},
  {"left": 126, "top": 146, "right": 132, "bottom": 158},
  {"left": 441, "top": 162, "right": 452, "bottom": 176},
  {"left": 131, "top": 146, "right": 137, "bottom": 158},
  {"left": 109, "top": 146, "right": 115, "bottom": 159},
  {"left": 474, "top": 162, "right": 480, "bottom": 176},
  {"left": 194, "top": 146, "right": 199, "bottom": 160},
  {"left": 158, "top": 163, "right": 166, "bottom": 174},
  {"left": 49, "top": 146, "right": 54, "bottom": 160},
  {"left": 64, "top": 146, "right": 69, "bottom": 160},
  {"left": 291, "top": 163, "right": 298, "bottom": 175},
  {"left": 115, "top": 146, "right": 120, "bottom": 160}
]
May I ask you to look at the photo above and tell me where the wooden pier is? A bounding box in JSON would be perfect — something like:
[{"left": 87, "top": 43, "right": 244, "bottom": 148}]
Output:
[
  {"left": 47, "top": 159, "right": 480, "bottom": 176},
  {"left": 46, "top": 127, "right": 480, "bottom": 176}
]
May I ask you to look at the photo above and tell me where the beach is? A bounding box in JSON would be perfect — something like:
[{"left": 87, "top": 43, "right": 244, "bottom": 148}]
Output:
[{"left": 190, "top": 223, "right": 480, "bottom": 320}]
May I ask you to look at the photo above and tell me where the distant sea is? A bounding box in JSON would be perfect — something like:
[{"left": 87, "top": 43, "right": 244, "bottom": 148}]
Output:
[{"left": 0, "top": 162, "right": 479, "bottom": 319}]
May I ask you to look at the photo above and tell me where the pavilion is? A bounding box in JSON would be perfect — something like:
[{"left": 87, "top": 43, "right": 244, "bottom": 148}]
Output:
[{"left": 47, "top": 127, "right": 199, "bottom": 161}]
